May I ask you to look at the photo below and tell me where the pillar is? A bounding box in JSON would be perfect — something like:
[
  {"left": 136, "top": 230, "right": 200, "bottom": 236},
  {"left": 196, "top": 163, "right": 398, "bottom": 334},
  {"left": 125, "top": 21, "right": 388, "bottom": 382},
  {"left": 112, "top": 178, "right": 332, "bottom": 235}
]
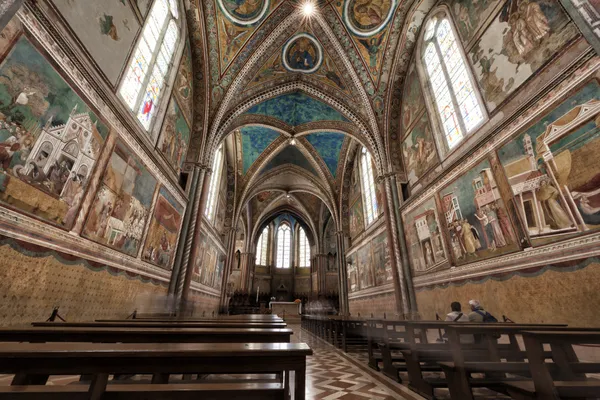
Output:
[
  {"left": 238, "top": 252, "right": 254, "bottom": 292},
  {"left": 218, "top": 227, "right": 236, "bottom": 312},
  {"left": 335, "top": 231, "right": 349, "bottom": 315},
  {"left": 312, "top": 254, "right": 328, "bottom": 295}
]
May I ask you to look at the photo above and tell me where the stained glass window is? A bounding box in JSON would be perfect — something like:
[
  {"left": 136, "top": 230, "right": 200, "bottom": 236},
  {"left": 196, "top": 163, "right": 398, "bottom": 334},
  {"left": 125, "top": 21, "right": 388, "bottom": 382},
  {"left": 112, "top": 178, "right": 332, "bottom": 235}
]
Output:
[
  {"left": 276, "top": 224, "right": 291, "bottom": 269},
  {"left": 421, "top": 15, "right": 485, "bottom": 151},
  {"left": 205, "top": 145, "right": 223, "bottom": 220},
  {"left": 298, "top": 227, "right": 310, "bottom": 268},
  {"left": 360, "top": 147, "right": 378, "bottom": 225},
  {"left": 256, "top": 226, "right": 269, "bottom": 266},
  {"left": 120, "top": 0, "right": 179, "bottom": 130}
]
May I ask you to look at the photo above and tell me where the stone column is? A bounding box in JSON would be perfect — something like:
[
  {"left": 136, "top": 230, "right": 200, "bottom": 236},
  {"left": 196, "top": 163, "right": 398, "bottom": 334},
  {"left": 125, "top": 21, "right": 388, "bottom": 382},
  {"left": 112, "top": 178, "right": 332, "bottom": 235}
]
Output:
[
  {"left": 238, "top": 252, "right": 254, "bottom": 292},
  {"left": 335, "top": 231, "right": 349, "bottom": 315},
  {"left": 178, "top": 167, "right": 212, "bottom": 311},
  {"left": 311, "top": 254, "right": 327, "bottom": 295},
  {"left": 380, "top": 175, "right": 409, "bottom": 317},
  {"left": 219, "top": 228, "right": 236, "bottom": 312}
]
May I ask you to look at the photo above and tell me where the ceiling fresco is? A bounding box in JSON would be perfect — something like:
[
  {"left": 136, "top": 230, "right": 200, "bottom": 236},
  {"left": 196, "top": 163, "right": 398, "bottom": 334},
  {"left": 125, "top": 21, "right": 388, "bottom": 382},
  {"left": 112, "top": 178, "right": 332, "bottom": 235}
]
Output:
[
  {"left": 261, "top": 145, "right": 319, "bottom": 176},
  {"left": 244, "top": 91, "right": 349, "bottom": 125},
  {"left": 304, "top": 132, "right": 346, "bottom": 177},
  {"left": 241, "top": 126, "right": 281, "bottom": 174}
]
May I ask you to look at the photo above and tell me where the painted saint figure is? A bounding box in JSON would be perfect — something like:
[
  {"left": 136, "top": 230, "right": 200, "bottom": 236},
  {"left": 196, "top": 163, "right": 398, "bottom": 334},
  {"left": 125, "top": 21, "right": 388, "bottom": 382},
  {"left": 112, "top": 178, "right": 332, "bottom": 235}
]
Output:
[{"left": 537, "top": 178, "right": 572, "bottom": 229}]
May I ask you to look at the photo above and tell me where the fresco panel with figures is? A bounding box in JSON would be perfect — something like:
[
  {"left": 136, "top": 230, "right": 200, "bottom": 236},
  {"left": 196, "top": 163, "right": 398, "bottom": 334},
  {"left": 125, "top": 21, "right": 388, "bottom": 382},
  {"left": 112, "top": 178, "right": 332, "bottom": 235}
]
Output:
[{"left": 157, "top": 97, "right": 190, "bottom": 173}]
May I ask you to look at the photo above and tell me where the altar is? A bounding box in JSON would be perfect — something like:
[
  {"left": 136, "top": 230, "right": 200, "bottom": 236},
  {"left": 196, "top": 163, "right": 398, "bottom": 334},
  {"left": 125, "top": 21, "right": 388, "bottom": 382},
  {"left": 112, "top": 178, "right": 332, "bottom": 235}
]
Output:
[{"left": 269, "top": 301, "right": 302, "bottom": 322}]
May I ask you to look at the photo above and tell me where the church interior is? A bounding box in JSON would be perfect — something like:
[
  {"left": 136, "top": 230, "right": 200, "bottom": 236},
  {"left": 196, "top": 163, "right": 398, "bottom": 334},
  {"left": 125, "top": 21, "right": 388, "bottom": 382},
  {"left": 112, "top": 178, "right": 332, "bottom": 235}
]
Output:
[{"left": 0, "top": 0, "right": 600, "bottom": 398}]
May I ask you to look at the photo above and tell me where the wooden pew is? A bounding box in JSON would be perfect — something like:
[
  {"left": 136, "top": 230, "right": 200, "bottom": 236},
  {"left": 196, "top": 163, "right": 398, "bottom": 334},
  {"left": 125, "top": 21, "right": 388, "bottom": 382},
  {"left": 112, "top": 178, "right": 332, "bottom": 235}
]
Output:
[
  {"left": 33, "top": 321, "right": 287, "bottom": 329},
  {"left": 0, "top": 342, "right": 312, "bottom": 399},
  {"left": 505, "top": 330, "right": 600, "bottom": 399},
  {"left": 372, "top": 319, "right": 413, "bottom": 380},
  {"left": 124, "top": 315, "right": 285, "bottom": 322},
  {"left": 0, "top": 327, "right": 294, "bottom": 343}
]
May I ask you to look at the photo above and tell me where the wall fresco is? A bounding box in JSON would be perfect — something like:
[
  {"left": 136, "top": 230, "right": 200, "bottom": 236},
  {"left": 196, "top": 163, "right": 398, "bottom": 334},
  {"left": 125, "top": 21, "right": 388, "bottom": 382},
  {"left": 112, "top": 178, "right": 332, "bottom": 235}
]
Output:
[
  {"left": 304, "top": 132, "right": 345, "bottom": 177},
  {"left": 142, "top": 186, "right": 183, "bottom": 269},
  {"left": 346, "top": 230, "right": 391, "bottom": 292},
  {"left": 82, "top": 140, "right": 158, "bottom": 257},
  {"left": 349, "top": 196, "right": 364, "bottom": 238},
  {"left": 402, "top": 112, "right": 439, "bottom": 186},
  {"left": 469, "top": 0, "right": 578, "bottom": 110},
  {"left": 0, "top": 31, "right": 109, "bottom": 229},
  {"left": 400, "top": 60, "right": 426, "bottom": 133},
  {"left": 450, "top": 0, "right": 501, "bottom": 44},
  {"left": 157, "top": 97, "right": 190, "bottom": 173},
  {"left": 192, "top": 234, "right": 225, "bottom": 290},
  {"left": 173, "top": 38, "right": 193, "bottom": 127},
  {"left": 241, "top": 125, "right": 280, "bottom": 174}
]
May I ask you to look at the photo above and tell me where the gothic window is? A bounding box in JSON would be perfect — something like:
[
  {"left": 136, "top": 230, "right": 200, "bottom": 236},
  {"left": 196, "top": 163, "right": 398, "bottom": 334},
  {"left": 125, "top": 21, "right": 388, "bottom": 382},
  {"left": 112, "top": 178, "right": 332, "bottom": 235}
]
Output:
[
  {"left": 298, "top": 227, "right": 310, "bottom": 268},
  {"left": 256, "top": 226, "right": 269, "bottom": 266},
  {"left": 119, "top": 0, "right": 179, "bottom": 130},
  {"left": 360, "top": 147, "right": 378, "bottom": 225},
  {"left": 421, "top": 12, "right": 486, "bottom": 152},
  {"left": 204, "top": 144, "right": 223, "bottom": 220},
  {"left": 276, "top": 223, "right": 291, "bottom": 269}
]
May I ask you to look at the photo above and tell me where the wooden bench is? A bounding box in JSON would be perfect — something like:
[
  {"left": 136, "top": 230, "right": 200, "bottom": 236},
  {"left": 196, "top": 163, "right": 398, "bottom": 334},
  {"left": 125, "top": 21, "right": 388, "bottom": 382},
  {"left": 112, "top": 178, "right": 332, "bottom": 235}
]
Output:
[
  {"left": 0, "top": 342, "right": 312, "bottom": 399},
  {"left": 0, "top": 327, "right": 294, "bottom": 343},
  {"left": 33, "top": 321, "right": 287, "bottom": 329},
  {"left": 366, "top": 319, "right": 408, "bottom": 377},
  {"left": 505, "top": 330, "right": 600, "bottom": 399}
]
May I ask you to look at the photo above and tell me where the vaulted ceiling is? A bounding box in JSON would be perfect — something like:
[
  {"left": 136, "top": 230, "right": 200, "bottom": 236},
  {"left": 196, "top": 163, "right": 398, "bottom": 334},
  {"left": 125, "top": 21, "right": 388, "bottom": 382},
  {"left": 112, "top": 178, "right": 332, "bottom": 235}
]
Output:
[{"left": 187, "top": 0, "right": 436, "bottom": 238}]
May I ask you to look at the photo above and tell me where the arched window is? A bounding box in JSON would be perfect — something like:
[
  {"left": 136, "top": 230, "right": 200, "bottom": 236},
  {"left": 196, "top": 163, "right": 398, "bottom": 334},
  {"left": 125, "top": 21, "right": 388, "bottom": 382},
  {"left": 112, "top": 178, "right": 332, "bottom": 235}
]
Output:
[
  {"left": 256, "top": 226, "right": 269, "bottom": 266},
  {"left": 276, "top": 223, "right": 291, "bottom": 269},
  {"left": 420, "top": 11, "right": 485, "bottom": 152},
  {"left": 204, "top": 144, "right": 223, "bottom": 220},
  {"left": 298, "top": 227, "right": 310, "bottom": 268},
  {"left": 119, "top": 0, "right": 180, "bottom": 130},
  {"left": 360, "top": 147, "right": 378, "bottom": 225}
]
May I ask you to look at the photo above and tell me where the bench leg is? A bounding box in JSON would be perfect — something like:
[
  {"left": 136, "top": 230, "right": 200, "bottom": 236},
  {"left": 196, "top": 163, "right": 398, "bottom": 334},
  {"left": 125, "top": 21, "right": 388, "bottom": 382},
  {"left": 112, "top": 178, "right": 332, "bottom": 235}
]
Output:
[
  {"left": 151, "top": 373, "right": 169, "bottom": 384},
  {"left": 404, "top": 352, "right": 434, "bottom": 399},
  {"left": 11, "top": 374, "right": 48, "bottom": 385},
  {"left": 295, "top": 363, "right": 306, "bottom": 400},
  {"left": 379, "top": 344, "right": 401, "bottom": 382},
  {"left": 88, "top": 373, "right": 109, "bottom": 400},
  {"left": 441, "top": 365, "right": 474, "bottom": 400}
]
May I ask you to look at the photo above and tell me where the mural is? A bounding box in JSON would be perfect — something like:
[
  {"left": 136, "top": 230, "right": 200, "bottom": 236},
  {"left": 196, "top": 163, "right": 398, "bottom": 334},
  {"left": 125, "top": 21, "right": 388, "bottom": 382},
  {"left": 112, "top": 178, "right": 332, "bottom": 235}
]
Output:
[
  {"left": 357, "top": 241, "right": 374, "bottom": 289},
  {"left": 323, "top": 215, "right": 337, "bottom": 271},
  {"left": 403, "top": 112, "right": 439, "bottom": 185},
  {"left": 192, "top": 234, "right": 225, "bottom": 289},
  {"left": 83, "top": 140, "right": 158, "bottom": 257},
  {"left": 142, "top": 186, "right": 183, "bottom": 269},
  {"left": 157, "top": 98, "right": 190, "bottom": 172},
  {"left": 262, "top": 145, "right": 318, "bottom": 176},
  {"left": 469, "top": 0, "right": 578, "bottom": 110},
  {"left": 346, "top": 230, "right": 391, "bottom": 291},
  {"left": 372, "top": 230, "right": 392, "bottom": 285},
  {"left": 304, "top": 132, "right": 345, "bottom": 177},
  {"left": 451, "top": 0, "right": 501, "bottom": 44},
  {"left": 497, "top": 80, "right": 600, "bottom": 238},
  {"left": 347, "top": 252, "right": 358, "bottom": 292},
  {"left": 0, "top": 33, "right": 109, "bottom": 228},
  {"left": 401, "top": 60, "right": 426, "bottom": 132},
  {"left": 349, "top": 197, "right": 364, "bottom": 238},
  {"left": 173, "top": 39, "right": 193, "bottom": 127},
  {"left": 282, "top": 33, "right": 322, "bottom": 73},
  {"left": 245, "top": 91, "right": 349, "bottom": 125},
  {"left": 51, "top": 0, "right": 140, "bottom": 85},
  {"left": 438, "top": 158, "right": 519, "bottom": 265},
  {"left": 403, "top": 196, "right": 448, "bottom": 275},
  {"left": 349, "top": 157, "right": 361, "bottom": 201},
  {"left": 241, "top": 125, "right": 280, "bottom": 174}
]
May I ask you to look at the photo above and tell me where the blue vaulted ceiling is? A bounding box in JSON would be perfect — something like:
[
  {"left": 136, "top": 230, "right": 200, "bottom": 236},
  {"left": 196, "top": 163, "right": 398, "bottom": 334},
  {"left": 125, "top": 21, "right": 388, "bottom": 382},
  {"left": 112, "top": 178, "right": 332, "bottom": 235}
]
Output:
[
  {"left": 241, "top": 126, "right": 281, "bottom": 174},
  {"left": 261, "top": 145, "right": 318, "bottom": 176},
  {"left": 304, "top": 132, "right": 345, "bottom": 177},
  {"left": 244, "top": 92, "right": 349, "bottom": 126}
]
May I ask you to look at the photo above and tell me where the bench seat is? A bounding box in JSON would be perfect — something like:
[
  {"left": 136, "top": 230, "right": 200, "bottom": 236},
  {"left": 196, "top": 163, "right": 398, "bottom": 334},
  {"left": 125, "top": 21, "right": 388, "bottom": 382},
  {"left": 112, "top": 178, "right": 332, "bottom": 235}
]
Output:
[{"left": 505, "top": 380, "right": 600, "bottom": 399}]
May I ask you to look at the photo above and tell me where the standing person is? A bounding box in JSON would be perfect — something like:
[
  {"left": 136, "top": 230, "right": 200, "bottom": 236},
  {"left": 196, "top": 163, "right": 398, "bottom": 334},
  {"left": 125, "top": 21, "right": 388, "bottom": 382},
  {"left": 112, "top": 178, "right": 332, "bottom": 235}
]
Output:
[
  {"left": 445, "top": 302, "right": 474, "bottom": 343},
  {"left": 468, "top": 300, "right": 498, "bottom": 323}
]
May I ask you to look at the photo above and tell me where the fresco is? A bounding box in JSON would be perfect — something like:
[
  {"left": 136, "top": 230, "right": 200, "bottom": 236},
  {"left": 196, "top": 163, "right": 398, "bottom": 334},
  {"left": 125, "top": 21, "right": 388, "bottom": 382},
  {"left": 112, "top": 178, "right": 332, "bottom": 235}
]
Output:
[
  {"left": 245, "top": 92, "right": 349, "bottom": 125},
  {"left": 348, "top": 158, "right": 361, "bottom": 201},
  {"left": 469, "top": 0, "right": 578, "bottom": 110},
  {"left": 439, "top": 158, "right": 519, "bottom": 265},
  {"left": 304, "top": 132, "right": 345, "bottom": 177},
  {"left": 400, "top": 60, "right": 426, "bottom": 132},
  {"left": 497, "top": 80, "right": 600, "bottom": 238},
  {"left": 451, "top": 0, "right": 501, "bottom": 44},
  {"left": 51, "top": 0, "right": 140, "bottom": 85},
  {"left": 241, "top": 125, "right": 280, "bottom": 174},
  {"left": 282, "top": 33, "right": 322, "bottom": 73},
  {"left": 173, "top": 39, "right": 193, "bottom": 127},
  {"left": 323, "top": 216, "right": 337, "bottom": 270},
  {"left": 142, "top": 186, "right": 183, "bottom": 269},
  {"left": 403, "top": 196, "right": 448, "bottom": 275},
  {"left": 215, "top": 0, "right": 281, "bottom": 74},
  {"left": 157, "top": 97, "right": 190, "bottom": 172},
  {"left": 0, "top": 33, "right": 109, "bottom": 229},
  {"left": 357, "top": 241, "right": 374, "bottom": 289},
  {"left": 192, "top": 234, "right": 225, "bottom": 289},
  {"left": 349, "top": 197, "right": 364, "bottom": 238},
  {"left": 403, "top": 112, "right": 439, "bottom": 185},
  {"left": 372, "top": 231, "right": 392, "bottom": 285},
  {"left": 338, "top": 0, "right": 397, "bottom": 83},
  {"left": 347, "top": 252, "right": 358, "bottom": 292},
  {"left": 262, "top": 145, "right": 318, "bottom": 176},
  {"left": 83, "top": 140, "right": 158, "bottom": 257}
]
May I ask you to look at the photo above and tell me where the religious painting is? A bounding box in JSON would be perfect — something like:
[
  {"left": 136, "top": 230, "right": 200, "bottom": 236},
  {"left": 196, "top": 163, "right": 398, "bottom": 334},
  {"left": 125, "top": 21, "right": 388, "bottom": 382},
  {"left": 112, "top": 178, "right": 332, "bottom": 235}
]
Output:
[
  {"left": 469, "top": 0, "right": 578, "bottom": 111},
  {"left": 193, "top": 234, "right": 225, "bottom": 289},
  {"left": 346, "top": 252, "right": 358, "bottom": 292},
  {"left": 372, "top": 231, "right": 392, "bottom": 285},
  {"left": 0, "top": 33, "right": 109, "bottom": 229},
  {"left": 157, "top": 97, "right": 190, "bottom": 172},
  {"left": 349, "top": 197, "right": 364, "bottom": 238},
  {"left": 451, "top": 0, "right": 501, "bottom": 44},
  {"left": 403, "top": 196, "right": 448, "bottom": 276},
  {"left": 215, "top": 193, "right": 226, "bottom": 233},
  {"left": 497, "top": 80, "right": 600, "bottom": 239},
  {"left": 357, "top": 241, "right": 374, "bottom": 290},
  {"left": 247, "top": 52, "right": 287, "bottom": 90},
  {"left": 401, "top": 61, "right": 426, "bottom": 132},
  {"left": 82, "top": 140, "right": 158, "bottom": 256},
  {"left": 173, "top": 39, "right": 193, "bottom": 126},
  {"left": 0, "top": 19, "right": 21, "bottom": 58},
  {"left": 282, "top": 33, "right": 322, "bottom": 73},
  {"left": 349, "top": 158, "right": 361, "bottom": 201},
  {"left": 191, "top": 235, "right": 206, "bottom": 284},
  {"left": 438, "top": 158, "right": 519, "bottom": 265},
  {"left": 142, "top": 186, "right": 183, "bottom": 269},
  {"left": 50, "top": 0, "right": 140, "bottom": 85},
  {"left": 403, "top": 112, "right": 439, "bottom": 185},
  {"left": 314, "top": 56, "right": 349, "bottom": 94}
]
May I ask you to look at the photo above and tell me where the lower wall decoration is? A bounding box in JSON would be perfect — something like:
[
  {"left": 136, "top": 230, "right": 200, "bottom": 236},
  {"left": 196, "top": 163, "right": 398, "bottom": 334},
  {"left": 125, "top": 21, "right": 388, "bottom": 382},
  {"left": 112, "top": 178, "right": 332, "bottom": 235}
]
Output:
[
  {"left": 82, "top": 140, "right": 158, "bottom": 257},
  {"left": 142, "top": 186, "right": 183, "bottom": 269}
]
